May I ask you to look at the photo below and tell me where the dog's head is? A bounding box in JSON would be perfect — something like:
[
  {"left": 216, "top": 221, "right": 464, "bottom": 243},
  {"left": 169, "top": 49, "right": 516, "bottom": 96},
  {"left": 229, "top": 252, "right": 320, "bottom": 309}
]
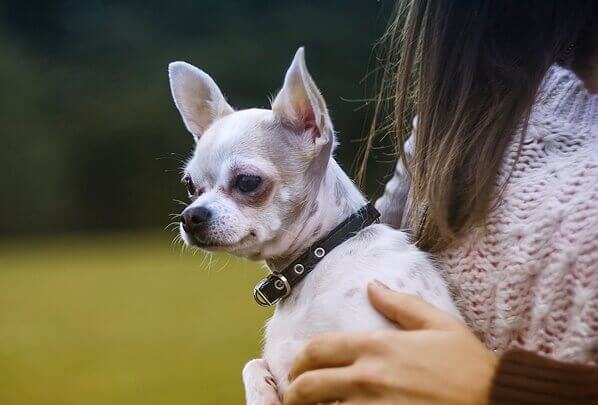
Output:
[{"left": 169, "top": 48, "right": 336, "bottom": 260}]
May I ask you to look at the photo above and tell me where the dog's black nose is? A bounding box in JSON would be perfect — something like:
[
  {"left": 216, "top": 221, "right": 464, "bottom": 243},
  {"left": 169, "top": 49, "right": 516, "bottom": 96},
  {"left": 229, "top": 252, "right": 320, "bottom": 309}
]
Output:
[{"left": 181, "top": 206, "right": 212, "bottom": 233}]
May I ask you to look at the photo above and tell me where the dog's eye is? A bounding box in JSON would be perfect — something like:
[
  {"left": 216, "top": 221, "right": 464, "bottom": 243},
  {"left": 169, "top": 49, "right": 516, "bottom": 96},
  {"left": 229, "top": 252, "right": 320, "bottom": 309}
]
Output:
[
  {"left": 235, "top": 174, "right": 262, "bottom": 193},
  {"left": 183, "top": 176, "right": 196, "bottom": 197}
]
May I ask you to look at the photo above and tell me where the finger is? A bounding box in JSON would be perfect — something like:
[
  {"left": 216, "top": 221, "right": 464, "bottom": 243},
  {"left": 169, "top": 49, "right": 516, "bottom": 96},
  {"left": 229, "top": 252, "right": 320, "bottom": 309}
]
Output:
[
  {"left": 284, "top": 368, "right": 353, "bottom": 405},
  {"left": 289, "top": 332, "right": 369, "bottom": 382},
  {"left": 367, "top": 280, "right": 461, "bottom": 331}
]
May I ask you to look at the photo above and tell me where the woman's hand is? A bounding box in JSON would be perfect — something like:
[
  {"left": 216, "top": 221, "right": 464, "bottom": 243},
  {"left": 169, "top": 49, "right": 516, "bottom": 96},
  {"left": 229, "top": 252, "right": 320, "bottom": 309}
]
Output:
[{"left": 284, "top": 281, "right": 498, "bottom": 405}]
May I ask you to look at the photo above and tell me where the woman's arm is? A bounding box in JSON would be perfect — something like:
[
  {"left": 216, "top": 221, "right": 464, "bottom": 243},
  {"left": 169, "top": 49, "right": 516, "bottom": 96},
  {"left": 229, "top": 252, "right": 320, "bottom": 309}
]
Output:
[
  {"left": 283, "top": 282, "right": 598, "bottom": 405},
  {"left": 491, "top": 349, "right": 598, "bottom": 404}
]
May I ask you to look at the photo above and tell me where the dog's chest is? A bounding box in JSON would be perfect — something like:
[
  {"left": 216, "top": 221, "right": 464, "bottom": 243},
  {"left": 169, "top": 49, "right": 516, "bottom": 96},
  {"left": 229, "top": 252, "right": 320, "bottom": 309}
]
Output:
[
  {"left": 261, "top": 252, "right": 390, "bottom": 394},
  {"left": 260, "top": 224, "right": 460, "bottom": 394}
]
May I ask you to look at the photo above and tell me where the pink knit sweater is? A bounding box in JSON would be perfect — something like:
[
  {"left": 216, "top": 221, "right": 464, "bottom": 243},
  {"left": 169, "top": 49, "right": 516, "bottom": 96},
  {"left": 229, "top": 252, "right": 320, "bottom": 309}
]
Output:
[{"left": 376, "top": 65, "right": 598, "bottom": 365}]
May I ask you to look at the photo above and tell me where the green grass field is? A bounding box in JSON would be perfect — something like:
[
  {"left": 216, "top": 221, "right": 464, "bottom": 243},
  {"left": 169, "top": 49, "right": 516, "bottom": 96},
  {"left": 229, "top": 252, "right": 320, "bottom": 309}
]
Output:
[{"left": 0, "top": 232, "right": 271, "bottom": 405}]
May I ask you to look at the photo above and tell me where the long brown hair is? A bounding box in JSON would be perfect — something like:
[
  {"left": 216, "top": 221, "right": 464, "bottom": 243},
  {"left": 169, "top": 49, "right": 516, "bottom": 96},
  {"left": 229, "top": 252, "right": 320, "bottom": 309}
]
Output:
[{"left": 362, "top": 0, "right": 596, "bottom": 252}]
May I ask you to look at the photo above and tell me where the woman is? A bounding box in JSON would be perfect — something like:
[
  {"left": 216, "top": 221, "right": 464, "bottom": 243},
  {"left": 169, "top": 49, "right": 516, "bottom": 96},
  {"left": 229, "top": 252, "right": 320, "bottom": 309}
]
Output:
[{"left": 266, "top": 1, "right": 598, "bottom": 403}]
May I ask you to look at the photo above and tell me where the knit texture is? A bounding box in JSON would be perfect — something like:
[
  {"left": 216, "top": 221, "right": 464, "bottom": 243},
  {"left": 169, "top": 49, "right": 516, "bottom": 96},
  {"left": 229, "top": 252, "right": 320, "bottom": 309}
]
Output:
[{"left": 376, "top": 65, "right": 598, "bottom": 365}]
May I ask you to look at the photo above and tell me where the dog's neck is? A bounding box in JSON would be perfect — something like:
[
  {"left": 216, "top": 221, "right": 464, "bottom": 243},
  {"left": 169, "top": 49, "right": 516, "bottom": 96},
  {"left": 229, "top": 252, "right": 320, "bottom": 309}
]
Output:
[{"left": 266, "top": 159, "right": 367, "bottom": 272}]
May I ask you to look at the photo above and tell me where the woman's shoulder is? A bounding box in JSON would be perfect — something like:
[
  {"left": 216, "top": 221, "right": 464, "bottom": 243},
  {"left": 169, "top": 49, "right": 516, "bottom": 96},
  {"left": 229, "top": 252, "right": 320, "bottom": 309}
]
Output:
[
  {"left": 531, "top": 64, "right": 597, "bottom": 132},
  {"left": 489, "top": 66, "right": 597, "bottom": 244},
  {"left": 498, "top": 65, "right": 597, "bottom": 188}
]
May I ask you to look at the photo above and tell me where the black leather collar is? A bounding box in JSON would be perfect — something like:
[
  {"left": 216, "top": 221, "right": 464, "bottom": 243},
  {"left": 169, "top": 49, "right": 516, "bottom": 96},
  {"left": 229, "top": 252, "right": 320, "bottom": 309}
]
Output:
[{"left": 253, "top": 203, "right": 380, "bottom": 307}]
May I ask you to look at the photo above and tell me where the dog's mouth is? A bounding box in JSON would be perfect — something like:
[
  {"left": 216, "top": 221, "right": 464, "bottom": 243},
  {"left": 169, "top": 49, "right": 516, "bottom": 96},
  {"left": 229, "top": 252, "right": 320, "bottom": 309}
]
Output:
[{"left": 183, "top": 230, "right": 255, "bottom": 252}]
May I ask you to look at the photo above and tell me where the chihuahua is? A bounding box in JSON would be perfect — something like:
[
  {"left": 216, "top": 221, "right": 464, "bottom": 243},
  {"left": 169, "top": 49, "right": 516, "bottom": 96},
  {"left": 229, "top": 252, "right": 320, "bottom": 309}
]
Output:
[{"left": 168, "top": 48, "right": 460, "bottom": 404}]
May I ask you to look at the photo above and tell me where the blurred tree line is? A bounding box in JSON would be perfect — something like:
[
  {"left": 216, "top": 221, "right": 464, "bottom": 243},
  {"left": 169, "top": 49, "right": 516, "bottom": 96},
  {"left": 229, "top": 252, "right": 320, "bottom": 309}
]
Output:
[{"left": 0, "top": 0, "right": 395, "bottom": 237}]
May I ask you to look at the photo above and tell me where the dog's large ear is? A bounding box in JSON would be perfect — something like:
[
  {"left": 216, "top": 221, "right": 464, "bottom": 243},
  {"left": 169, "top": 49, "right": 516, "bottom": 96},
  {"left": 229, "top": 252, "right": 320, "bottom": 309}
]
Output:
[
  {"left": 169, "top": 61, "right": 234, "bottom": 139},
  {"left": 271, "top": 48, "right": 333, "bottom": 148}
]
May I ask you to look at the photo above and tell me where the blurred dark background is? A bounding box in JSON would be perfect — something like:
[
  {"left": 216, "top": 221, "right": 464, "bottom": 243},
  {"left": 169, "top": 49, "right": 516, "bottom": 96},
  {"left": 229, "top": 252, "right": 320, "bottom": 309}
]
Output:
[{"left": 0, "top": 0, "right": 395, "bottom": 238}]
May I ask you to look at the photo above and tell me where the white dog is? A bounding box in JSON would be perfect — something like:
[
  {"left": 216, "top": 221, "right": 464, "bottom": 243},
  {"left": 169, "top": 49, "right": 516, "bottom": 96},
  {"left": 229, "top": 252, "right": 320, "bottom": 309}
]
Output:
[{"left": 168, "top": 48, "right": 460, "bottom": 404}]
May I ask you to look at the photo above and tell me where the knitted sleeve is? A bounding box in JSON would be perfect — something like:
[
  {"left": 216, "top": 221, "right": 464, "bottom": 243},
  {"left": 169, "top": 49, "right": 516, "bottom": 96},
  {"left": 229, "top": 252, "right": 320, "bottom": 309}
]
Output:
[
  {"left": 375, "top": 131, "right": 416, "bottom": 229},
  {"left": 490, "top": 349, "right": 598, "bottom": 404}
]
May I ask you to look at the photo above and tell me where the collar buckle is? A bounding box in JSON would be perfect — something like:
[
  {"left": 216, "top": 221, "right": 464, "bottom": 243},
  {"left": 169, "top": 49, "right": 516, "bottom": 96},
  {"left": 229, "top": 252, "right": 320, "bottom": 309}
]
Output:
[{"left": 253, "top": 273, "right": 291, "bottom": 307}]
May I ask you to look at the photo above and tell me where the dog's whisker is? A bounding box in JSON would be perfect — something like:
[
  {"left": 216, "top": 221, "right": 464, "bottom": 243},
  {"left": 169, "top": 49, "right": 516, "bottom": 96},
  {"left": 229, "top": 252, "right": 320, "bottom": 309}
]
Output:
[
  {"left": 207, "top": 252, "right": 215, "bottom": 270},
  {"left": 216, "top": 256, "right": 231, "bottom": 273},
  {"left": 164, "top": 221, "right": 181, "bottom": 232},
  {"left": 170, "top": 232, "right": 184, "bottom": 249},
  {"left": 173, "top": 199, "right": 189, "bottom": 207}
]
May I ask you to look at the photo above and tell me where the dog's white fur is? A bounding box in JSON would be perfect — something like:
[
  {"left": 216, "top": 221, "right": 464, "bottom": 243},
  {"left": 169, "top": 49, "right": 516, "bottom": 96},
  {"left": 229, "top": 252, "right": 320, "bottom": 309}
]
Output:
[{"left": 169, "top": 48, "right": 460, "bottom": 404}]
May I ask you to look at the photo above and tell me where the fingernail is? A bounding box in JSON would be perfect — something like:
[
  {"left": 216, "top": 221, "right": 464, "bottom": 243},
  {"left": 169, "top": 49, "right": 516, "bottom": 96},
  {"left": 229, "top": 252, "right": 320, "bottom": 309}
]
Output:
[{"left": 371, "top": 279, "right": 390, "bottom": 290}]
